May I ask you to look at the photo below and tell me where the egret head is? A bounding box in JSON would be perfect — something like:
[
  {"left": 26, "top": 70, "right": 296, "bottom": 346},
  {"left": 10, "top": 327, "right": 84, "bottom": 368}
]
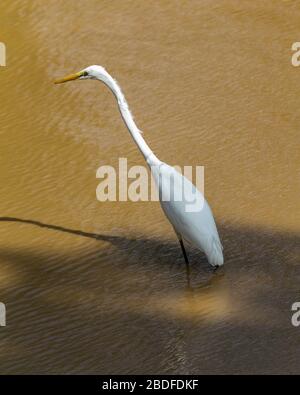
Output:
[{"left": 54, "top": 65, "right": 107, "bottom": 84}]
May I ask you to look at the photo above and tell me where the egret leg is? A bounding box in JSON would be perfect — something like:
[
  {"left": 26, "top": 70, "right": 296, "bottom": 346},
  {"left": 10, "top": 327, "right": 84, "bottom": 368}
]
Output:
[
  {"left": 179, "top": 238, "right": 191, "bottom": 286},
  {"left": 178, "top": 237, "right": 189, "bottom": 266},
  {"left": 174, "top": 232, "right": 191, "bottom": 287}
]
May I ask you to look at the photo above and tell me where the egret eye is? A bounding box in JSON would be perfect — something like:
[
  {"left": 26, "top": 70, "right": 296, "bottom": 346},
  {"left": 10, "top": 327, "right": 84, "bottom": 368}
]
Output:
[{"left": 82, "top": 71, "right": 88, "bottom": 77}]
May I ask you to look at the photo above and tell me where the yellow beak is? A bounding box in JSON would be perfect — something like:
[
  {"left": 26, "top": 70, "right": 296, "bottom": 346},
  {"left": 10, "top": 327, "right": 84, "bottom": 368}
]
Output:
[{"left": 54, "top": 71, "right": 84, "bottom": 84}]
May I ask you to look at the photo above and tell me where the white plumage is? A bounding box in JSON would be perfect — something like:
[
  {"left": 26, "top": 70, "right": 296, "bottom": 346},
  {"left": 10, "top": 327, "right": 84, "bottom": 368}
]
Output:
[{"left": 55, "top": 65, "right": 224, "bottom": 268}]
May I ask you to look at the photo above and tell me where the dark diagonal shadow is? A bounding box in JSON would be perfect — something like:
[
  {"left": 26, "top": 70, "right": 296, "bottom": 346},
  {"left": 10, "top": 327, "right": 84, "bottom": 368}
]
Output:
[
  {"left": 0, "top": 216, "right": 224, "bottom": 292},
  {"left": 0, "top": 216, "right": 118, "bottom": 243}
]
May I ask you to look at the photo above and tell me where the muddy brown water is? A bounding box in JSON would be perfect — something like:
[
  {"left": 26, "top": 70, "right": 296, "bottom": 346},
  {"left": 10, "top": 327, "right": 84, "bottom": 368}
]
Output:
[{"left": 0, "top": 0, "right": 299, "bottom": 374}]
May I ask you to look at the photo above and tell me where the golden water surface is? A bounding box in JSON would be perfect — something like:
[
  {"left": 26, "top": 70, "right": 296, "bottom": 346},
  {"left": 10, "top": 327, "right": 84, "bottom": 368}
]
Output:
[{"left": 0, "top": 0, "right": 299, "bottom": 374}]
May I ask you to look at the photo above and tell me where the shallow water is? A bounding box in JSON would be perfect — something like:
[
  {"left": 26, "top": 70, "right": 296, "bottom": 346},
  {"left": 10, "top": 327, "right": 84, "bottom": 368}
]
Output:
[{"left": 0, "top": 0, "right": 299, "bottom": 374}]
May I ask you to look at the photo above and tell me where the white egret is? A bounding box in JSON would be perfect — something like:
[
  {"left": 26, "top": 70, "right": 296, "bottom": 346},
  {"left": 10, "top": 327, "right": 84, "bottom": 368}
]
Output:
[{"left": 54, "top": 65, "right": 223, "bottom": 268}]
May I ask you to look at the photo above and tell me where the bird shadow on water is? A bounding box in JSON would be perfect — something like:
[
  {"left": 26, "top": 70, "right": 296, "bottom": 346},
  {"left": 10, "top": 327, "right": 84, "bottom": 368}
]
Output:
[
  {"left": 0, "top": 215, "right": 297, "bottom": 288},
  {"left": 0, "top": 216, "right": 220, "bottom": 289},
  {"left": 0, "top": 216, "right": 299, "bottom": 374},
  {"left": 0, "top": 215, "right": 298, "bottom": 303}
]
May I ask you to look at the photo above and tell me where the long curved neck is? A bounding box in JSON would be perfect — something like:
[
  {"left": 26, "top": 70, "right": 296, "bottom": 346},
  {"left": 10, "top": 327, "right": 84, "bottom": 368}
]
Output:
[{"left": 97, "top": 71, "right": 160, "bottom": 166}]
